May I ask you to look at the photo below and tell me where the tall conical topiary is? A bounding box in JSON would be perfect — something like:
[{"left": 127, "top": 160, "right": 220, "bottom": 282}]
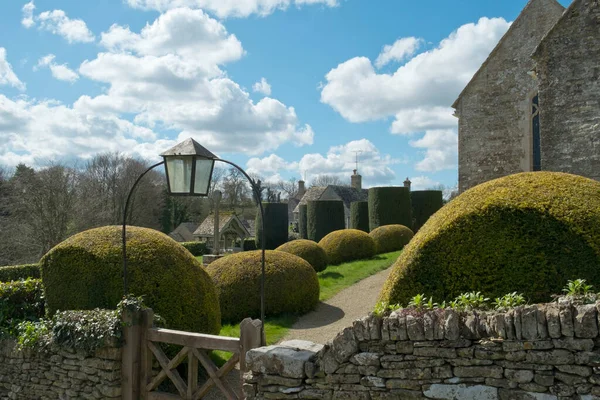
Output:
[
  {"left": 299, "top": 204, "right": 308, "bottom": 239},
  {"left": 307, "top": 200, "right": 345, "bottom": 242},
  {"left": 350, "top": 201, "right": 369, "bottom": 233},
  {"left": 411, "top": 190, "right": 444, "bottom": 232},
  {"left": 368, "top": 187, "right": 412, "bottom": 231},
  {"left": 256, "top": 202, "right": 289, "bottom": 250}
]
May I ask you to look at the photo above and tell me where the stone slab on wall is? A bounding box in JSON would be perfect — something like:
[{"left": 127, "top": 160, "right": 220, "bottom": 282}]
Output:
[
  {"left": 0, "top": 340, "right": 122, "bottom": 399},
  {"left": 244, "top": 301, "right": 600, "bottom": 399}
]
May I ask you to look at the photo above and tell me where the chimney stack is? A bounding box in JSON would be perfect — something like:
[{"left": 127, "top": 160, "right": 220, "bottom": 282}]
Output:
[
  {"left": 351, "top": 169, "right": 362, "bottom": 190},
  {"left": 298, "top": 180, "right": 306, "bottom": 197},
  {"left": 403, "top": 177, "right": 411, "bottom": 191}
]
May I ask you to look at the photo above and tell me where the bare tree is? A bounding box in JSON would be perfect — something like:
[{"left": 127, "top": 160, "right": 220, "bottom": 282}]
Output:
[
  {"left": 310, "top": 174, "right": 347, "bottom": 188},
  {"left": 222, "top": 167, "right": 251, "bottom": 212},
  {"left": 276, "top": 177, "right": 299, "bottom": 199}
]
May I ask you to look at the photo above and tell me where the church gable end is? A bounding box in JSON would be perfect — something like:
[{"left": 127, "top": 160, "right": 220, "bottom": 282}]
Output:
[
  {"left": 533, "top": 0, "right": 600, "bottom": 181},
  {"left": 454, "top": 0, "right": 564, "bottom": 193}
]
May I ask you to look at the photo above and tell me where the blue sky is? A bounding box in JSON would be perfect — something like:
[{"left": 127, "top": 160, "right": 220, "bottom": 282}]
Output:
[{"left": 0, "top": 0, "right": 571, "bottom": 190}]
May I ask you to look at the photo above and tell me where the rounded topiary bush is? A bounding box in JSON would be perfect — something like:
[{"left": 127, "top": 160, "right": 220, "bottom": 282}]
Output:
[
  {"left": 369, "top": 224, "right": 414, "bottom": 254},
  {"left": 41, "top": 226, "right": 220, "bottom": 334},
  {"left": 350, "top": 201, "right": 370, "bottom": 233},
  {"left": 368, "top": 187, "right": 412, "bottom": 231},
  {"left": 318, "top": 229, "right": 376, "bottom": 265},
  {"left": 276, "top": 239, "right": 328, "bottom": 272},
  {"left": 411, "top": 190, "right": 444, "bottom": 232},
  {"left": 379, "top": 172, "right": 600, "bottom": 306},
  {"left": 206, "top": 250, "right": 319, "bottom": 322},
  {"left": 256, "top": 203, "right": 289, "bottom": 250},
  {"left": 307, "top": 200, "right": 345, "bottom": 242}
]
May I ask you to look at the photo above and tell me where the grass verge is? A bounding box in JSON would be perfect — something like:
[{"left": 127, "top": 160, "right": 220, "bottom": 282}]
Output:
[{"left": 212, "top": 250, "right": 401, "bottom": 363}]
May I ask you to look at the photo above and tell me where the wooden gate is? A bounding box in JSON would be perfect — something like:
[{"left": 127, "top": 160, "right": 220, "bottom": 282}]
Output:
[{"left": 122, "top": 309, "right": 263, "bottom": 400}]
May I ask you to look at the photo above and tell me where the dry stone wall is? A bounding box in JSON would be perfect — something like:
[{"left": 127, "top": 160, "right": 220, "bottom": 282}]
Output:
[
  {"left": 0, "top": 340, "right": 122, "bottom": 399},
  {"left": 244, "top": 301, "right": 600, "bottom": 399}
]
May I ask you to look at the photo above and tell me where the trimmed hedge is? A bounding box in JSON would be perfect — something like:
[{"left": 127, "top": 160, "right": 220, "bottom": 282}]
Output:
[
  {"left": 40, "top": 226, "right": 221, "bottom": 334},
  {"left": 307, "top": 200, "right": 345, "bottom": 242},
  {"left": 206, "top": 250, "right": 319, "bottom": 322},
  {"left": 350, "top": 201, "right": 370, "bottom": 233},
  {"left": 276, "top": 239, "right": 328, "bottom": 272},
  {"left": 368, "top": 187, "right": 412, "bottom": 231},
  {"left": 411, "top": 190, "right": 444, "bottom": 232},
  {"left": 318, "top": 229, "right": 376, "bottom": 265},
  {"left": 243, "top": 239, "right": 257, "bottom": 251},
  {"left": 299, "top": 204, "right": 308, "bottom": 239},
  {"left": 181, "top": 241, "right": 207, "bottom": 257},
  {"left": 369, "top": 224, "right": 414, "bottom": 254},
  {"left": 0, "top": 278, "right": 45, "bottom": 336},
  {"left": 379, "top": 172, "right": 600, "bottom": 306},
  {"left": 0, "top": 263, "right": 40, "bottom": 282},
  {"left": 256, "top": 203, "right": 289, "bottom": 250}
]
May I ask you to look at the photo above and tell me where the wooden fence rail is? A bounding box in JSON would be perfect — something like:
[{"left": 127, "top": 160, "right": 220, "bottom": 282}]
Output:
[{"left": 122, "top": 308, "right": 263, "bottom": 400}]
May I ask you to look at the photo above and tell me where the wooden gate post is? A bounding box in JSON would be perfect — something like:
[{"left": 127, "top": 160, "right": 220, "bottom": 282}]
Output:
[
  {"left": 239, "top": 318, "right": 263, "bottom": 398},
  {"left": 121, "top": 308, "right": 143, "bottom": 400},
  {"left": 139, "top": 309, "right": 154, "bottom": 400}
]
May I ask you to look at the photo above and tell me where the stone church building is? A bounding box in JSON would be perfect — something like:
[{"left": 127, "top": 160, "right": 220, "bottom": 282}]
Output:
[{"left": 453, "top": 0, "right": 600, "bottom": 192}]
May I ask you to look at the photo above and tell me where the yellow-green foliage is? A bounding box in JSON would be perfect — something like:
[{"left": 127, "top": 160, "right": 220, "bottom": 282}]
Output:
[
  {"left": 318, "top": 229, "right": 376, "bottom": 265},
  {"left": 40, "top": 226, "right": 220, "bottom": 334},
  {"left": 0, "top": 264, "right": 40, "bottom": 282},
  {"left": 369, "top": 225, "right": 414, "bottom": 254},
  {"left": 379, "top": 172, "right": 600, "bottom": 306},
  {"left": 206, "top": 250, "right": 319, "bottom": 322},
  {"left": 276, "top": 240, "right": 328, "bottom": 272}
]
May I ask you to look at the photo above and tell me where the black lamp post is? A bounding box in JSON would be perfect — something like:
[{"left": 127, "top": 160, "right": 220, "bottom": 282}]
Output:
[{"left": 122, "top": 138, "right": 267, "bottom": 337}]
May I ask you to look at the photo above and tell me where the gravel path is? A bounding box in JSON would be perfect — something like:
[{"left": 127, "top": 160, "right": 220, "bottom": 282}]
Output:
[
  {"left": 202, "top": 266, "right": 393, "bottom": 399},
  {"left": 278, "top": 266, "right": 393, "bottom": 344}
]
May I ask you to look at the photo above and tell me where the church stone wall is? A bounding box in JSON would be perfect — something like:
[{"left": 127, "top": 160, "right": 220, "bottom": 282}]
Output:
[
  {"left": 455, "top": 0, "right": 564, "bottom": 193},
  {"left": 534, "top": 0, "right": 600, "bottom": 182}
]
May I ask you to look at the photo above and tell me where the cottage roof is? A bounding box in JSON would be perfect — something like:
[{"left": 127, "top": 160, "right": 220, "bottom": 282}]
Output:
[
  {"left": 193, "top": 213, "right": 250, "bottom": 237},
  {"left": 168, "top": 222, "right": 199, "bottom": 242},
  {"left": 452, "top": 0, "right": 565, "bottom": 109},
  {"left": 293, "top": 186, "right": 327, "bottom": 213},
  {"left": 325, "top": 185, "right": 368, "bottom": 208},
  {"left": 241, "top": 219, "right": 256, "bottom": 236}
]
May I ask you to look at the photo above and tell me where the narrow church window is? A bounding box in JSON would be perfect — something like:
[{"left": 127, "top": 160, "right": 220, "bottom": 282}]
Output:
[{"left": 532, "top": 94, "right": 541, "bottom": 171}]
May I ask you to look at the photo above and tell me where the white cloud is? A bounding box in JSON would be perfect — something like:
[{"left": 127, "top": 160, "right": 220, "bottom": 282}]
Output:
[
  {"left": 375, "top": 37, "right": 422, "bottom": 68},
  {"left": 125, "top": 0, "right": 338, "bottom": 18},
  {"left": 0, "top": 48, "right": 25, "bottom": 91},
  {"left": 247, "top": 154, "right": 297, "bottom": 176},
  {"left": 320, "top": 17, "right": 510, "bottom": 172},
  {"left": 0, "top": 6, "right": 313, "bottom": 166},
  {"left": 320, "top": 17, "right": 510, "bottom": 125},
  {"left": 298, "top": 139, "right": 404, "bottom": 187},
  {"left": 36, "top": 54, "right": 79, "bottom": 83},
  {"left": 22, "top": 2, "right": 95, "bottom": 44},
  {"left": 21, "top": 1, "right": 35, "bottom": 28},
  {"left": 410, "top": 129, "right": 458, "bottom": 172},
  {"left": 410, "top": 176, "right": 440, "bottom": 191},
  {"left": 253, "top": 77, "right": 272, "bottom": 96}
]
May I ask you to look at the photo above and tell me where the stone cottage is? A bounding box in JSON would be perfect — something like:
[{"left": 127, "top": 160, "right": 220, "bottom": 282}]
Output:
[
  {"left": 293, "top": 170, "right": 368, "bottom": 228},
  {"left": 453, "top": 0, "right": 600, "bottom": 192}
]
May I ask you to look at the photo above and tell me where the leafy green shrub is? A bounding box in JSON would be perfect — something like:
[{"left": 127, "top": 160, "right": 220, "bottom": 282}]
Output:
[
  {"left": 276, "top": 239, "right": 328, "bottom": 272},
  {"left": 0, "top": 278, "right": 45, "bottom": 337},
  {"left": 181, "top": 241, "right": 207, "bottom": 256},
  {"left": 206, "top": 250, "right": 319, "bottom": 322},
  {"left": 493, "top": 292, "right": 526, "bottom": 311},
  {"left": 0, "top": 264, "right": 40, "bottom": 282},
  {"left": 243, "top": 239, "right": 257, "bottom": 251},
  {"left": 299, "top": 204, "right": 308, "bottom": 239},
  {"left": 318, "top": 229, "right": 376, "bottom": 265},
  {"left": 369, "top": 224, "right": 414, "bottom": 254},
  {"left": 411, "top": 190, "right": 444, "bottom": 232},
  {"left": 380, "top": 172, "right": 600, "bottom": 305},
  {"left": 350, "top": 201, "right": 369, "bottom": 233},
  {"left": 256, "top": 203, "right": 289, "bottom": 250},
  {"left": 307, "top": 200, "right": 345, "bottom": 242},
  {"left": 368, "top": 187, "right": 412, "bottom": 231},
  {"left": 450, "top": 292, "right": 490, "bottom": 311},
  {"left": 40, "top": 226, "right": 221, "bottom": 334}
]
